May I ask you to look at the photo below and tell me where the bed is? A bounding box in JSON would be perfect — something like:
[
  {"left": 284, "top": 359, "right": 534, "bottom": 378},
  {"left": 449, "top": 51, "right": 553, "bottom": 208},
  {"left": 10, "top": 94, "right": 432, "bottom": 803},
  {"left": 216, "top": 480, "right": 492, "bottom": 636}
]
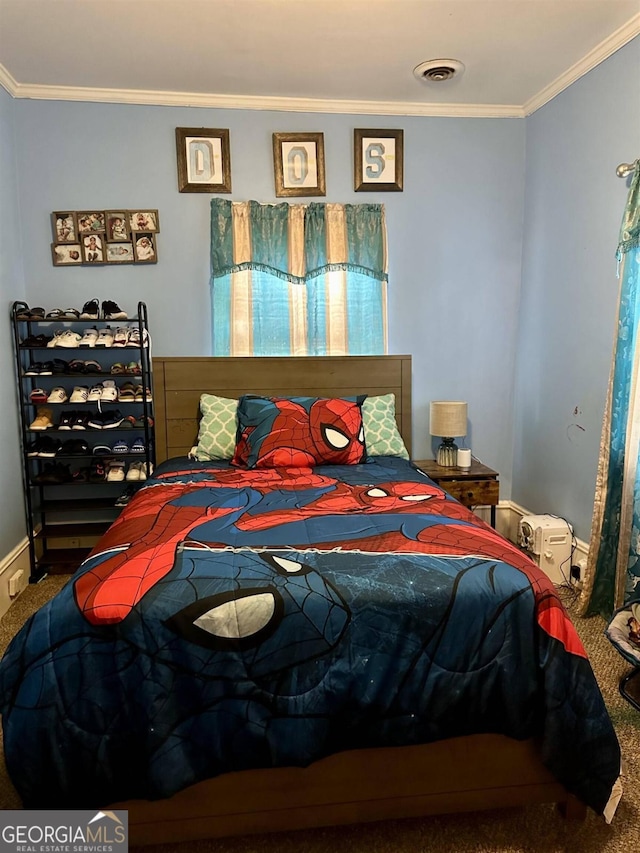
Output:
[{"left": 0, "top": 355, "right": 622, "bottom": 846}]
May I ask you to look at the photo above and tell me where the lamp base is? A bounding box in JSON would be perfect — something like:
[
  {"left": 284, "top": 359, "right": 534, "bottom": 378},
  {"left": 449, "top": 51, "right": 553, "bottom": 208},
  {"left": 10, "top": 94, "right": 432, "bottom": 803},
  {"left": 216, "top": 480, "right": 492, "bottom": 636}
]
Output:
[{"left": 436, "top": 437, "right": 458, "bottom": 467}]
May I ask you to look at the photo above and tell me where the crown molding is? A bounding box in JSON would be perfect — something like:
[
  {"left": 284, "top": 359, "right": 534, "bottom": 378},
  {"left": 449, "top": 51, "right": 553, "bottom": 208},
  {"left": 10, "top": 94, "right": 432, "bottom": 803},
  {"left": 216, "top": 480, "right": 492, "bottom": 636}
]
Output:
[
  {"left": 0, "top": 75, "right": 523, "bottom": 118},
  {"left": 523, "top": 12, "right": 640, "bottom": 116},
  {"left": 1, "top": 14, "right": 637, "bottom": 119},
  {"left": 0, "top": 63, "right": 18, "bottom": 96}
]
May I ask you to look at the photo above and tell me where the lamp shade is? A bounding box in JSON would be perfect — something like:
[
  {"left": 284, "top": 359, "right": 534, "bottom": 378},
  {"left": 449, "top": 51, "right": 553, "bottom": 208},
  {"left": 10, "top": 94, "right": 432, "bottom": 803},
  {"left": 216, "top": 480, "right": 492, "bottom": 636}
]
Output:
[{"left": 429, "top": 401, "right": 467, "bottom": 437}]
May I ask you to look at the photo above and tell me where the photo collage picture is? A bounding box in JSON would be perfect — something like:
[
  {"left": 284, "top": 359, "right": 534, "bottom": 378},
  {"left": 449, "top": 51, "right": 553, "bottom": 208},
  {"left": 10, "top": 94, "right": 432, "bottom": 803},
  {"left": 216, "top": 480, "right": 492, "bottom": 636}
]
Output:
[{"left": 51, "top": 210, "right": 160, "bottom": 266}]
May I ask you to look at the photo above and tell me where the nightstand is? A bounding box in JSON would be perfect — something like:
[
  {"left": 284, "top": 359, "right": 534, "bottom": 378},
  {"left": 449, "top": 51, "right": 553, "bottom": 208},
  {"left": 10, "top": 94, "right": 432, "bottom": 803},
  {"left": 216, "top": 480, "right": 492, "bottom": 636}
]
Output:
[{"left": 413, "top": 458, "right": 499, "bottom": 528}]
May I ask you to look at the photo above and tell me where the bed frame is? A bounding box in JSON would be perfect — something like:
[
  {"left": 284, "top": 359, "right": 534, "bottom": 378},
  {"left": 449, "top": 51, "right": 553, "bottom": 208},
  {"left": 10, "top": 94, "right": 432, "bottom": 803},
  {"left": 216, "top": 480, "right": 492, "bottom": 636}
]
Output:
[{"left": 115, "top": 355, "right": 584, "bottom": 845}]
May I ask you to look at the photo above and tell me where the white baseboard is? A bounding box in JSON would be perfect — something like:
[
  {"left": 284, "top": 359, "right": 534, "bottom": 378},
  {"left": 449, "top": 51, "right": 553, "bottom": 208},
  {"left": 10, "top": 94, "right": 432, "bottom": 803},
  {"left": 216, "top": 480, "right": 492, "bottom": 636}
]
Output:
[{"left": 0, "top": 538, "right": 31, "bottom": 619}]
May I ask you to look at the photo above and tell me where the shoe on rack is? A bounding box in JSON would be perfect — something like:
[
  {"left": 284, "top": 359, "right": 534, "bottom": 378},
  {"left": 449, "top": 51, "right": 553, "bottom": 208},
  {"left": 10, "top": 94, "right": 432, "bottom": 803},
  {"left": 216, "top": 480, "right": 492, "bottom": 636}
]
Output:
[
  {"left": 33, "top": 463, "right": 63, "bottom": 485},
  {"left": 26, "top": 438, "right": 42, "bottom": 457},
  {"left": 21, "top": 333, "right": 52, "bottom": 348},
  {"left": 101, "top": 409, "right": 124, "bottom": 429},
  {"left": 56, "top": 330, "right": 83, "bottom": 348},
  {"left": 100, "top": 379, "right": 118, "bottom": 403},
  {"left": 80, "top": 298, "right": 100, "bottom": 320},
  {"left": 71, "top": 467, "right": 89, "bottom": 483},
  {"left": 40, "top": 361, "right": 54, "bottom": 376},
  {"left": 46, "top": 330, "right": 66, "bottom": 348},
  {"left": 79, "top": 327, "right": 99, "bottom": 347},
  {"left": 58, "top": 410, "right": 76, "bottom": 430},
  {"left": 87, "top": 412, "right": 106, "bottom": 430},
  {"left": 51, "top": 358, "right": 70, "bottom": 374},
  {"left": 112, "top": 327, "right": 129, "bottom": 347},
  {"left": 92, "top": 442, "right": 112, "bottom": 455},
  {"left": 48, "top": 387, "right": 69, "bottom": 404},
  {"left": 132, "top": 415, "right": 154, "bottom": 429},
  {"left": 102, "top": 300, "right": 128, "bottom": 321},
  {"left": 131, "top": 437, "right": 146, "bottom": 454},
  {"left": 84, "top": 359, "right": 102, "bottom": 373},
  {"left": 29, "top": 388, "right": 49, "bottom": 404},
  {"left": 112, "top": 440, "right": 129, "bottom": 453},
  {"left": 68, "top": 358, "right": 86, "bottom": 374},
  {"left": 126, "top": 462, "right": 141, "bottom": 482},
  {"left": 87, "top": 384, "right": 104, "bottom": 402},
  {"left": 37, "top": 436, "right": 62, "bottom": 458},
  {"left": 106, "top": 460, "right": 126, "bottom": 482},
  {"left": 89, "top": 460, "right": 107, "bottom": 483},
  {"left": 29, "top": 407, "right": 54, "bottom": 430},
  {"left": 118, "top": 382, "right": 136, "bottom": 402},
  {"left": 115, "top": 484, "right": 137, "bottom": 506},
  {"left": 69, "top": 385, "right": 89, "bottom": 404},
  {"left": 25, "top": 362, "right": 42, "bottom": 376},
  {"left": 59, "top": 438, "right": 89, "bottom": 456},
  {"left": 96, "top": 327, "right": 114, "bottom": 348},
  {"left": 71, "top": 412, "right": 90, "bottom": 430}
]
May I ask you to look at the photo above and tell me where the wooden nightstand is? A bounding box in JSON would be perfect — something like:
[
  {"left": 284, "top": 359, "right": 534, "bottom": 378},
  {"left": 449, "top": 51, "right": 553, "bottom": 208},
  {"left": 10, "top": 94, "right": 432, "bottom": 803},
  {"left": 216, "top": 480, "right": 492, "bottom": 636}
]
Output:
[{"left": 413, "top": 458, "right": 499, "bottom": 527}]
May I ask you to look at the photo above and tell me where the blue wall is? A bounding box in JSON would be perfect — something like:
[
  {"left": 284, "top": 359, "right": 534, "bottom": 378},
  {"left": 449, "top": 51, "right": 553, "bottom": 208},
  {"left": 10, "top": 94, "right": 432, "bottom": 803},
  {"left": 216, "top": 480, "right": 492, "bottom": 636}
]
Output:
[
  {"left": 513, "top": 37, "right": 640, "bottom": 540},
  {"left": 0, "top": 36, "right": 637, "bottom": 562},
  {"left": 11, "top": 103, "right": 526, "bottom": 488},
  {"left": 0, "top": 85, "right": 28, "bottom": 556}
]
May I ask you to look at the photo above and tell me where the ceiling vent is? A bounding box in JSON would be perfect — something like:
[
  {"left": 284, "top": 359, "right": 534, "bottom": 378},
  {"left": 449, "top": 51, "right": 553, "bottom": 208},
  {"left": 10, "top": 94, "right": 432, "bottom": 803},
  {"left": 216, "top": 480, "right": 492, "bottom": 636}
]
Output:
[{"left": 413, "top": 59, "right": 465, "bottom": 83}]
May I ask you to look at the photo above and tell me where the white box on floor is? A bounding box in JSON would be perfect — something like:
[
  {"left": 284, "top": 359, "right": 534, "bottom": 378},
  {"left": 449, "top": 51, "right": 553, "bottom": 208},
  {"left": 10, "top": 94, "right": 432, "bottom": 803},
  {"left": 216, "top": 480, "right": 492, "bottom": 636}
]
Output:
[{"left": 518, "top": 514, "right": 573, "bottom": 585}]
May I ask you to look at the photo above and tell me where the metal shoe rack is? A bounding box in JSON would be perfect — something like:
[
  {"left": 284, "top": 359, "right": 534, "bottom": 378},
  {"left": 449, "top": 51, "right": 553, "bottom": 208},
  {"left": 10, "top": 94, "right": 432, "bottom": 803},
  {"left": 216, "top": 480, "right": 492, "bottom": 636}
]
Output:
[{"left": 11, "top": 300, "right": 156, "bottom": 582}]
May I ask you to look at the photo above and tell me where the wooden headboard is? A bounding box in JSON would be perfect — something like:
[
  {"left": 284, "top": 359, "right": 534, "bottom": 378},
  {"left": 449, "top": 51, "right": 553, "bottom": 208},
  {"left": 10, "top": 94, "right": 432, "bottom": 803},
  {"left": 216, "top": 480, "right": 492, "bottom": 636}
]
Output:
[{"left": 152, "top": 355, "right": 412, "bottom": 464}]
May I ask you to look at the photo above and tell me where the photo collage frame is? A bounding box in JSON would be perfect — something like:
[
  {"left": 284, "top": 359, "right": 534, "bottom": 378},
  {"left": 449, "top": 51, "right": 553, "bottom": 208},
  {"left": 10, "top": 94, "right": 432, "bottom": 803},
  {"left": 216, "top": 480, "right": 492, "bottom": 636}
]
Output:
[{"left": 51, "top": 209, "right": 160, "bottom": 266}]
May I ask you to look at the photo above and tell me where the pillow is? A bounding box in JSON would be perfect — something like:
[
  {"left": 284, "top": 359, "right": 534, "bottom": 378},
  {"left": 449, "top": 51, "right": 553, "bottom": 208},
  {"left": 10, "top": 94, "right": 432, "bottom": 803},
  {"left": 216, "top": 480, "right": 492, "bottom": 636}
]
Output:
[
  {"left": 232, "top": 395, "right": 366, "bottom": 468},
  {"left": 362, "top": 393, "right": 409, "bottom": 459},
  {"left": 193, "top": 394, "right": 238, "bottom": 461}
]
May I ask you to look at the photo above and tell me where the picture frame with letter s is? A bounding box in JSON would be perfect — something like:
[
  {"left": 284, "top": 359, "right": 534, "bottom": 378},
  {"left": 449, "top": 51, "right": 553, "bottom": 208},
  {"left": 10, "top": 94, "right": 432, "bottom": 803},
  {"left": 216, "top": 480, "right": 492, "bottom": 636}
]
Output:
[
  {"left": 354, "top": 129, "right": 403, "bottom": 192},
  {"left": 176, "top": 127, "right": 232, "bottom": 193},
  {"left": 273, "top": 132, "right": 326, "bottom": 197}
]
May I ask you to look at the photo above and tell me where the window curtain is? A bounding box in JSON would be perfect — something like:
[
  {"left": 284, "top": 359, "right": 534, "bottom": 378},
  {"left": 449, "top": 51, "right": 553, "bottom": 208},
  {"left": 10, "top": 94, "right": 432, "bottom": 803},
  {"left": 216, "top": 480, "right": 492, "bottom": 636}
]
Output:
[
  {"left": 580, "top": 162, "right": 640, "bottom": 617},
  {"left": 210, "top": 199, "right": 388, "bottom": 356}
]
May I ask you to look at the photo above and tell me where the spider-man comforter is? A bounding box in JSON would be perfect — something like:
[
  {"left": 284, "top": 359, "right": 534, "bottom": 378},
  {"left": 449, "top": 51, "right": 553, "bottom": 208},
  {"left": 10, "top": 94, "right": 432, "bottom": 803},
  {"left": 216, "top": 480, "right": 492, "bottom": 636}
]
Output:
[{"left": 0, "top": 457, "right": 620, "bottom": 813}]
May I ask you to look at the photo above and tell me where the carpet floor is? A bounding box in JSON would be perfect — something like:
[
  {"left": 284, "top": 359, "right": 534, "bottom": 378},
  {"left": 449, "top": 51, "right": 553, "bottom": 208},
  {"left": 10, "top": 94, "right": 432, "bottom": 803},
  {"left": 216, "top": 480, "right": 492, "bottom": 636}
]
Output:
[{"left": 1, "top": 576, "right": 639, "bottom": 853}]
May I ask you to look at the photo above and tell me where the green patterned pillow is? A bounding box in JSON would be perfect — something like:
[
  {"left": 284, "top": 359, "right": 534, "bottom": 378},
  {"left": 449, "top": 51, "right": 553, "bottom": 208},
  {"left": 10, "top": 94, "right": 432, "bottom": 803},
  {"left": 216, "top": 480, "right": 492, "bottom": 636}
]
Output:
[
  {"left": 194, "top": 394, "right": 238, "bottom": 460},
  {"left": 362, "top": 393, "right": 409, "bottom": 459}
]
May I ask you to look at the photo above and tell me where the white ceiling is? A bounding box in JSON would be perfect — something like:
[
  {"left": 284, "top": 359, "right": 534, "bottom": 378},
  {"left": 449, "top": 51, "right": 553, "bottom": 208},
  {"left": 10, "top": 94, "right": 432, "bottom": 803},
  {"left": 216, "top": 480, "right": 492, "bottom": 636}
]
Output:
[{"left": 0, "top": 0, "right": 639, "bottom": 117}]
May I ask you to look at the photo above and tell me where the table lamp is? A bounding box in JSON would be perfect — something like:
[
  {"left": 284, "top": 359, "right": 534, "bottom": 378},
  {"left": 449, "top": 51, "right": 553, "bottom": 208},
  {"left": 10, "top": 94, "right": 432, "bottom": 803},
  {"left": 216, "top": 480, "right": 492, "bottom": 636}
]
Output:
[{"left": 429, "top": 401, "right": 467, "bottom": 467}]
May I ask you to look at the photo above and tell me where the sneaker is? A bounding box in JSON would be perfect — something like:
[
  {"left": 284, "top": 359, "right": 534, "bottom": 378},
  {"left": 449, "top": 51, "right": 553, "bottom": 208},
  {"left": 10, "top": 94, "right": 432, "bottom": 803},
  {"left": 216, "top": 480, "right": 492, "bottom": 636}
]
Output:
[
  {"left": 26, "top": 438, "right": 42, "bottom": 457},
  {"left": 102, "top": 300, "right": 128, "bottom": 321},
  {"left": 100, "top": 379, "right": 118, "bottom": 403},
  {"left": 39, "top": 361, "right": 54, "bottom": 376},
  {"left": 48, "top": 387, "right": 69, "bottom": 404},
  {"left": 89, "top": 460, "right": 107, "bottom": 482},
  {"left": 69, "top": 385, "right": 89, "bottom": 403},
  {"left": 101, "top": 410, "right": 124, "bottom": 429},
  {"left": 118, "top": 382, "right": 136, "bottom": 402},
  {"left": 112, "top": 440, "right": 129, "bottom": 453},
  {"left": 37, "top": 436, "right": 62, "bottom": 458},
  {"left": 80, "top": 298, "right": 100, "bottom": 320},
  {"left": 131, "top": 437, "right": 146, "bottom": 454},
  {"left": 56, "top": 330, "right": 82, "bottom": 348},
  {"left": 52, "top": 358, "right": 70, "bottom": 374},
  {"left": 29, "top": 407, "right": 54, "bottom": 430},
  {"left": 33, "top": 463, "right": 65, "bottom": 485},
  {"left": 126, "top": 462, "right": 141, "bottom": 482},
  {"left": 25, "top": 362, "right": 42, "bottom": 376},
  {"left": 21, "top": 334, "right": 52, "bottom": 348},
  {"left": 79, "top": 327, "right": 99, "bottom": 347},
  {"left": 115, "top": 485, "right": 137, "bottom": 506},
  {"left": 58, "top": 410, "right": 76, "bottom": 430},
  {"left": 83, "top": 359, "right": 102, "bottom": 373},
  {"left": 29, "top": 388, "right": 49, "bottom": 404},
  {"left": 71, "top": 467, "right": 89, "bottom": 483},
  {"left": 68, "top": 359, "right": 86, "bottom": 374},
  {"left": 87, "top": 384, "right": 104, "bottom": 402},
  {"left": 106, "top": 460, "right": 126, "bottom": 482},
  {"left": 71, "top": 412, "right": 90, "bottom": 430},
  {"left": 46, "top": 330, "right": 66, "bottom": 348},
  {"left": 59, "top": 438, "right": 89, "bottom": 456},
  {"left": 92, "top": 442, "right": 112, "bottom": 455},
  {"left": 113, "top": 327, "right": 129, "bottom": 347},
  {"left": 96, "top": 327, "right": 114, "bottom": 348}
]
